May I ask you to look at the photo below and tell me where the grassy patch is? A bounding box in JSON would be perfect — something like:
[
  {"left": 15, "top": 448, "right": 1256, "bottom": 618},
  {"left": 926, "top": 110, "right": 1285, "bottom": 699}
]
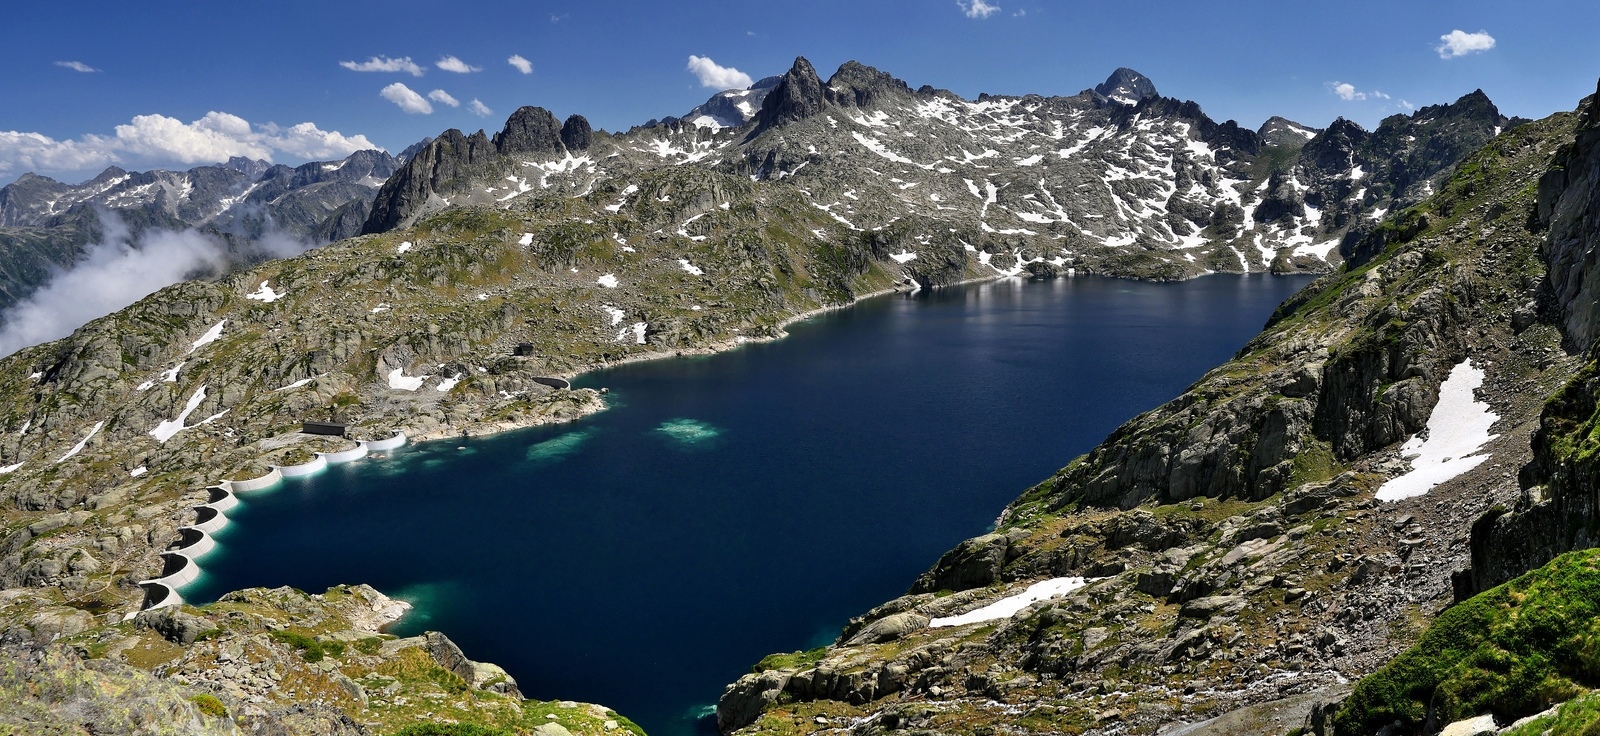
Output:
[
  {"left": 190, "top": 693, "right": 227, "bottom": 718},
  {"left": 1335, "top": 549, "right": 1600, "bottom": 734},
  {"left": 270, "top": 629, "right": 342, "bottom": 663},
  {"left": 753, "top": 647, "right": 829, "bottom": 673},
  {"left": 1500, "top": 690, "right": 1600, "bottom": 736},
  {"left": 1289, "top": 440, "right": 1339, "bottom": 488},
  {"left": 393, "top": 725, "right": 513, "bottom": 736}
]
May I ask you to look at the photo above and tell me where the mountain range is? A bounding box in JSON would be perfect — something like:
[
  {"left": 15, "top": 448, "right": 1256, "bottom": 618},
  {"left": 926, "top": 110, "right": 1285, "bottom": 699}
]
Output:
[
  {"left": 361, "top": 59, "right": 1515, "bottom": 284},
  {"left": 0, "top": 149, "right": 399, "bottom": 314}
]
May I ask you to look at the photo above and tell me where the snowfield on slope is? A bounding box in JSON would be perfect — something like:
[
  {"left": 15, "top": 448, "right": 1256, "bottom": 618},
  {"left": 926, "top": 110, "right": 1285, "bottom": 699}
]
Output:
[
  {"left": 1376, "top": 359, "right": 1499, "bottom": 502},
  {"left": 930, "top": 577, "right": 1097, "bottom": 627}
]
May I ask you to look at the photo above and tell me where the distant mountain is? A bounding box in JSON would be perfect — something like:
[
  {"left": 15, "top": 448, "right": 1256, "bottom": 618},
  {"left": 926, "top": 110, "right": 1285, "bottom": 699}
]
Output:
[
  {"left": 644, "top": 75, "right": 784, "bottom": 130},
  {"left": 0, "top": 149, "right": 399, "bottom": 312},
  {"left": 1094, "top": 66, "right": 1159, "bottom": 105},
  {"left": 362, "top": 61, "right": 1513, "bottom": 281}
]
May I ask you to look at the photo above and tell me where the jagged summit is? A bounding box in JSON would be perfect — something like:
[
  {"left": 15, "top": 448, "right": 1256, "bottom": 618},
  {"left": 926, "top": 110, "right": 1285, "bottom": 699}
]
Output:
[
  {"left": 363, "top": 105, "right": 594, "bottom": 234},
  {"left": 825, "top": 60, "right": 915, "bottom": 108},
  {"left": 749, "top": 56, "right": 829, "bottom": 135},
  {"left": 1095, "top": 67, "right": 1158, "bottom": 105},
  {"left": 1257, "top": 116, "right": 1320, "bottom": 147}
]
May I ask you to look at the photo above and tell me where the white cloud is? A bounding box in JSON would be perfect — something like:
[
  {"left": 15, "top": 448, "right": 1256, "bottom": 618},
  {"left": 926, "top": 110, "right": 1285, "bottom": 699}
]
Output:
[
  {"left": 436, "top": 56, "right": 482, "bottom": 73},
  {"left": 1329, "top": 82, "right": 1366, "bottom": 101},
  {"left": 54, "top": 61, "right": 98, "bottom": 73},
  {"left": 686, "top": 55, "right": 753, "bottom": 90},
  {"left": 1373, "top": 91, "right": 1391, "bottom": 100},
  {"left": 958, "top": 0, "right": 1001, "bottom": 18},
  {"left": 0, "top": 214, "right": 315, "bottom": 357},
  {"left": 1437, "top": 29, "right": 1496, "bottom": 58},
  {"left": 468, "top": 99, "right": 493, "bottom": 117},
  {"left": 340, "top": 55, "right": 425, "bottom": 76},
  {"left": 0, "top": 112, "right": 377, "bottom": 177},
  {"left": 381, "top": 83, "right": 433, "bottom": 114},
  {"left": 507, "top": 54, "right": 533, "bottom": 74},
  {"left": 1400, "top": 99, "right": 1416, "bottom": 111},
  {"left": 428, "top": 89, "right": 461, "bottom": 107}
]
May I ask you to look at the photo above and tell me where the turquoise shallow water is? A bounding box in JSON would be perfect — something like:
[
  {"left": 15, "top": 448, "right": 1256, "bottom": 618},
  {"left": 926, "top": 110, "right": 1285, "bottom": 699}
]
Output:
[{"left": 187, "top": 274, "right": 1313, "bottom": 736}]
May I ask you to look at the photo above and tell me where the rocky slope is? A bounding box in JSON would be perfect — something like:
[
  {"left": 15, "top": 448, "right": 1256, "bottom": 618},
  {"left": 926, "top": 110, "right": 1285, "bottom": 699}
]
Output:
[
  {"left": 1465, "top": 79, "right": 1600, "bottom": 593},
  {"left": 362, "top": 59, "right": 1512, "bottom": 282},
  {"left": 1, "top": 582, "right": 638, "bottom": 735},
  {"left": 0, "top": 149, "right": 399, "bottom": 313},
  {"left": 715, "top": 83, "right": 1596, "bottom": 736}
]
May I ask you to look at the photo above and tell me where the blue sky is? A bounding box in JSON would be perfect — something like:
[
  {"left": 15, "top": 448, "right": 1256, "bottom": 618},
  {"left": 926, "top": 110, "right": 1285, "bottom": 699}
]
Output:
[{"left": 2, "top": 0, "right": 1597, "bottom": 183}]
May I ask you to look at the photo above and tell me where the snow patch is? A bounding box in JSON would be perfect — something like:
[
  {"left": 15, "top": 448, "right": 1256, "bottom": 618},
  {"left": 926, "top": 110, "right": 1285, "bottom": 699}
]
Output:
[
  {"left": 130, "top": 466, "right": 148, "bottom": 477},
  {"left": 150, "top": 385, "right": 209, "bottom": 443},
  {"left": 436, "top": 374, "right": 463, "bottom": 392},
  {"left": 678, "top": 259, "right": 704, "bottom": 276},
  {"left": 397, "top": 241, "right": 413, "bottom": 254},
  {"left": 188, "top": 321, "right": 226, "bottom": 353},
  {"left": 597, "top": 274, "right": 619, "bottom": 288},
  {"left": 1376, "top": 360, "right": 1500, "bottom": 502},
  {"left": 930, "top": 577, "right": 1097, "bottom": 627},
  {"left": 56, "top": 421, "right": 105, "bottom": 462},
  {"left": 889, "top": 251, "right": 918, "bottom": 263},
  {"left": 246, "top": 281, "right": 284, "bottom": 303},
  {"left": 387, "top": 368, "right": 429, "bottom": 392}
]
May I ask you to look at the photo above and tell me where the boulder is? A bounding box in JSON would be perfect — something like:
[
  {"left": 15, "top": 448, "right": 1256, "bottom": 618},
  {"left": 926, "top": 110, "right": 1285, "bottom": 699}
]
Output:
[
  {"left": 844, "top": 612, "right": 929, "bottom": 646},
  {"left": 132, "top": 607, "right": 217, "bottom": 645},
  {"left": 1178, "top": 595, "right": 1248, "bottom": 620}
]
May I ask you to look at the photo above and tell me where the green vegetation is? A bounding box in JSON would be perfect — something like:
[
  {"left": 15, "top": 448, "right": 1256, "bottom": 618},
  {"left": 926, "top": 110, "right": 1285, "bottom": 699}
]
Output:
[
  {"left": 1542, "top": 358, "right": 1600, "bottom": 464},
  {"left": 355, "top": 636, "right": 386, "bottom": 655},
  {"left": 393, "top": 725, "right": 513, "bottom": 736},
  {"left": 754, "top": 647, "right": 830, "bottom": 673},
  {"left": 190, "top": 693, "right": 228, "bottom": 718},
  {"left": 269, "top": 629, "right": 342, "bottom": 662},
  {"left": 1500, "top": 691, "right": 1600, "bottom": 736},
  {"left": 1335, "top": 549, "right": 1600, "bottom": 735},
  {"left": 1288, "top": 440, "right": 1339, "bottom": 487}
]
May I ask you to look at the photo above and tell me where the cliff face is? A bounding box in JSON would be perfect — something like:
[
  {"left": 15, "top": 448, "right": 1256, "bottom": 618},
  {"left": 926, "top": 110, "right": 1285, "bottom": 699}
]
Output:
[
  {"left": 1467, "top": 81, "right": 1600, "bottom": 591},
  {"left": 718, "top": 92, "right": 1590, "bottom": 736}
]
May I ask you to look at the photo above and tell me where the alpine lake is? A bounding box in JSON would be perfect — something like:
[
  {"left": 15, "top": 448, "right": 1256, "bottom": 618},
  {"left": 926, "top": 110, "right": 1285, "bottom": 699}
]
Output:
[{"left": 186, "top": 273, "right": 1315, "bottom": 736}]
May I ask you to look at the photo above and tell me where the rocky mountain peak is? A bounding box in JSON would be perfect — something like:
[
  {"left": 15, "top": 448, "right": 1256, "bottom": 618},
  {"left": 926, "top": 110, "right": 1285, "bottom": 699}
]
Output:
[
  {"left": 492, "top": 106, "right": 565, "bottom": 156},
  {"left": 561, "top": 114, "right": 593, "bottom": 151},
  {"left": 1257, "top": 116, "right": 1321, "bottom": 148},
  {"left": 397, "top": 137, "right": 434, "bottom": 164},
  {"left": 1301, "top": 117, "right": 1371, "bottom": 174},
  {"left": 749, "top": 56, "right": 828, "bottom": 135},
  {"left": 1095, "top": 67, "right": 1158, "bottom": 105},
  {"left": 824, "top": 60, "right": 914, "bottom": 108},
  {"left": 220, "top": 156, "right": 271, "bottom": 179}
]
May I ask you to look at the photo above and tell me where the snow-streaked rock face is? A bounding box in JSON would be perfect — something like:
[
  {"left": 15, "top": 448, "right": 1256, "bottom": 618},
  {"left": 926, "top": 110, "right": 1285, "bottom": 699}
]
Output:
[{"left": 362, "top": 60, "right": 1511, "bottom": 281}]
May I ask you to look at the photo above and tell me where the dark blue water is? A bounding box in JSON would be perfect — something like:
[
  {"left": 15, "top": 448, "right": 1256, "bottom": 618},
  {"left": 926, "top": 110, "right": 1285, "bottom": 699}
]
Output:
[{"left": 188, "top": 275, "right": 1311, "bottom": 735}]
